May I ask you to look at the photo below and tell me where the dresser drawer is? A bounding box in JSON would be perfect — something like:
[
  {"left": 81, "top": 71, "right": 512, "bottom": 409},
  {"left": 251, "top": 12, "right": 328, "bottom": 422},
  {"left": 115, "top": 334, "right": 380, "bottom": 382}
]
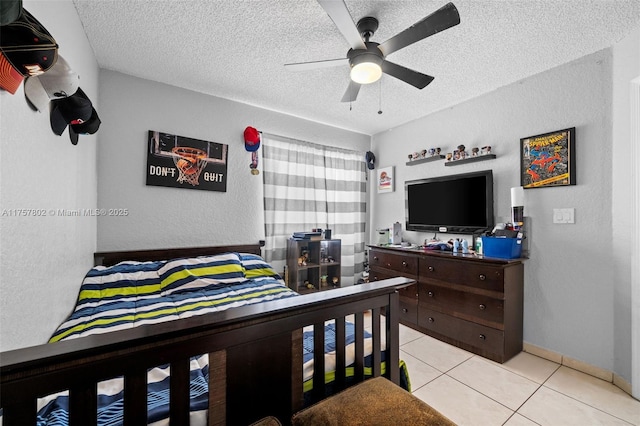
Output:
[
  {"left": 399, "top": 298, "right": 418, "bottom": 325},
  {"left": 419, "top": 257, "right": 505, "bottom": 292},
  {"left": 398, "top": 283, "right": 418, "bottom": 302},
  {"left": 418, "top": 307, "right": 504, "bottom": 355},
  {"left": 369, "top": 250, "right": 418, "bottom": 276},
  {"left": 370, "top": 269, "right": 418, "bottom": 301},
  {"left": 369, "top": 268, "right": 395, "bottom": 283},
  {"left": 419, "top": 282, "right": 504, "bottom": 329}
]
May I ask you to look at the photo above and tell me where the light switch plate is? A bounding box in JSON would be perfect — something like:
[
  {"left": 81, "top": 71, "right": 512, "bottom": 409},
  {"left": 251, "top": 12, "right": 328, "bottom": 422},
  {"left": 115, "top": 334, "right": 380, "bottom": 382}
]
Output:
[{"left": 553, "top": 208, "right": 575, "bottom": 224}]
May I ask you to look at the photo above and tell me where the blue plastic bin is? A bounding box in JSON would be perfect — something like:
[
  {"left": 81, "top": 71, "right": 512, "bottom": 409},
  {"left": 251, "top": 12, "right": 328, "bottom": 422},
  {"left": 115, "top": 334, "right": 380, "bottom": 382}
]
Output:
[{"left": 481, "top": 236, "right": 522, "bottom": 259}]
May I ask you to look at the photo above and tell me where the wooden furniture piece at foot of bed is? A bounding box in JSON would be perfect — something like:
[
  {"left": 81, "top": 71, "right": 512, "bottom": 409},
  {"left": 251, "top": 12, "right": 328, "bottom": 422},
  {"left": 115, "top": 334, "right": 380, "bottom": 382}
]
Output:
[
  {"left": 369, "top": 245, "right": 524, "bottom": 363},
  {"left": 1, "top": 243, "right": 414, "bottom": 426}
]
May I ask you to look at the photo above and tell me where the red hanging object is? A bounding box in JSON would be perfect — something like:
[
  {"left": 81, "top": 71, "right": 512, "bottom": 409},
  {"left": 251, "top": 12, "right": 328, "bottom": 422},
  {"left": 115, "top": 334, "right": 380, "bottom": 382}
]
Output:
[{"left": 243, "top": 126, "right": 261, "bottom": 175}]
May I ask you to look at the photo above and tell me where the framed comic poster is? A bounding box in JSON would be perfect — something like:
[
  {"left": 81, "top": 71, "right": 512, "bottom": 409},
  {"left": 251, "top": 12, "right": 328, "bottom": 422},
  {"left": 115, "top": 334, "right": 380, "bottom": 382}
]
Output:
[
  {"left": 146, "top": 130, "right": 228, "bottom": 192},
  {"left": 520, "top": 127, "right": 575, "bottom": 189},
  {"left": 378, "top": 166, "right": 394, "bottom": 193}
]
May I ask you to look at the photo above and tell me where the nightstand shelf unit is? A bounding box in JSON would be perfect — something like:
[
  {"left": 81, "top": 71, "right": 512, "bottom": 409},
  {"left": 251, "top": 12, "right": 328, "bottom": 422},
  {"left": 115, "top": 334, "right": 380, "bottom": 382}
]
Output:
[{"left": 286, "top": 238, "right": 341, "bottom": 294}]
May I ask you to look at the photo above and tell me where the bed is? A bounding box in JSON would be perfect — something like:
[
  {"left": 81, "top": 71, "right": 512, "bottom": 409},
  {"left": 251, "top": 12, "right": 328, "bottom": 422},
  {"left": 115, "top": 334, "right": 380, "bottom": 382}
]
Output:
[{"left": 1, "top": 243, "right": 414, "bottom": 425}]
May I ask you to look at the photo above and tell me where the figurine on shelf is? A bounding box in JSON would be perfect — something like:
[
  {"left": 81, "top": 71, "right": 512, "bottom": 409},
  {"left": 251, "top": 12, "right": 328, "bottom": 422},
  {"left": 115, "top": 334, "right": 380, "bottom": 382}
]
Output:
[
  {"left": 428, "top": 148, "right": 436, "bottom": 156},
  {"left": 453, "top": 149, "right": 460, "bottom": 160},
  {"left": 472, "top": 147, "right": 479, "bottom": 156},
  {"left": 332, "top": 277, "right": 339, "bottom": 287},
  {"left": 457, "top": 144, "right": 467, "bottom": 159},
  {"left": 298, "top": 250, "right": 309, "bottom": 266},
  {"left": 436, "top": 147, "right": 441, "bottom": 155},
  {"left": 304, "top": 280, "right": 315, "bottom": 289},
  {"left": 408, "top": 154, "right": 413, "bottom": 161},
  {"left": 446, "top": 152, "right": 453, "bottom": 161},
  {"left": 420, "top": 149, "right": 427, "bottom": 158},
  {"left": 481, "top": 145, "right": 492, "bottom": 155},
  {"left": 321, "top": 275, "right": 328, "bottom": 287},
  {"left": 412, "top": 152, "right": 420, "bottom": 160}
]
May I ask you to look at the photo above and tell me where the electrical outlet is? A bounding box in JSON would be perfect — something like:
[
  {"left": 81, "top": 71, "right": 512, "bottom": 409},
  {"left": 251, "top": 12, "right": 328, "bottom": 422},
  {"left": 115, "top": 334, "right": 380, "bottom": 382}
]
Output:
[{"left": 553, "top": 208, "right": 575, "bottom": 224}]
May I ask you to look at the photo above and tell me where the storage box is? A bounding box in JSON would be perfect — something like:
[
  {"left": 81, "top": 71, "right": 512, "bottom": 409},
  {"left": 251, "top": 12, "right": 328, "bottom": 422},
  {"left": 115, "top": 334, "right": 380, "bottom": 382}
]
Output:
[{"left": 481, "top": 236, "right": 522, "bottom": 259}]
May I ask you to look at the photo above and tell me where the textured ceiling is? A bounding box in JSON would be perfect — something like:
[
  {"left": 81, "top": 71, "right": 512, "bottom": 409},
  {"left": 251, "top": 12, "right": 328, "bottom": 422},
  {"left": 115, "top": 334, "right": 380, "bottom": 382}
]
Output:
[{"left": 72, "top": 0, "right": 640, "bottom": 135}]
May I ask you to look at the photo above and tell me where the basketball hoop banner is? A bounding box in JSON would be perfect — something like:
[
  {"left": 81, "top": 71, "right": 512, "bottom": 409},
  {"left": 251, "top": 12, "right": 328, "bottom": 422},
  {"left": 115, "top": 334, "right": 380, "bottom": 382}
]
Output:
[{"left": 146, "top": 130, "right": 228, "bottom": 192}]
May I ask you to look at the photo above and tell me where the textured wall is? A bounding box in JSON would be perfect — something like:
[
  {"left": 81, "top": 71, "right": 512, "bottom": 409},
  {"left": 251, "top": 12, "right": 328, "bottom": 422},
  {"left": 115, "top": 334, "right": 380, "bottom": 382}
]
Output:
[
  {"left": 611, "top": 25, "right": 640, "bottom": 388},
  {"left": 371, "top": 50, "right": 619, "bottom": 374},
  {"left": 0, "top": 1, "right": 99, "bottom": 351},
  {"left": 96, "top": 70, "right": 370, "bottom": 251}
]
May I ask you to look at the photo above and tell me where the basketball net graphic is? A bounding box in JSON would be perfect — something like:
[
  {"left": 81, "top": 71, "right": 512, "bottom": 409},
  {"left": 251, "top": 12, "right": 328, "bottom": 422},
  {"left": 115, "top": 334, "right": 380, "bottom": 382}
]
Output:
[{"left": 171, "top": 147, "right": 208, "bottom": 186}]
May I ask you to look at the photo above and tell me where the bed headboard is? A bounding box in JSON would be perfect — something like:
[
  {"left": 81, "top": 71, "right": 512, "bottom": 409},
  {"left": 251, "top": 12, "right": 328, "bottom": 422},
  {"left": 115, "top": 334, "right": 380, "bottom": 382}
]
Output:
[{"left": 94, "top": 243, "right": 263, "bottom": 266}]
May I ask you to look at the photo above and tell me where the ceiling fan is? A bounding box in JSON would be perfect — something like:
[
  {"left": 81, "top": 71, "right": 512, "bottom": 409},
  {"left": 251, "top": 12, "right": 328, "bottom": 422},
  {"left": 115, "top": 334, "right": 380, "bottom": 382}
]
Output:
[{"left": 285, "top": 1, "right": 460, "bottom": 102}]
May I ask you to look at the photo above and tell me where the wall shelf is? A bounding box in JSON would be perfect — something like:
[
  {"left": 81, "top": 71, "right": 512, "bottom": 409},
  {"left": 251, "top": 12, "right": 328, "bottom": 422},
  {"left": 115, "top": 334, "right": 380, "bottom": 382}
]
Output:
[
  {"left": 445, "top": 154, "right": 496, "bottom": 166},
  {"left": 406, "top": 155, "right": 445, "bottom": 166}
]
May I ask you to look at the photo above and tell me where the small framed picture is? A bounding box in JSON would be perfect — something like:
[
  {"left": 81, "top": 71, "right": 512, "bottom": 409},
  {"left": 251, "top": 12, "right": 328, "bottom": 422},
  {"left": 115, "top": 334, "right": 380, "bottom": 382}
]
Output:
[
  {"left": 520, "top": 127, "right": 576, "bottom": 189},
  {"left": 378, "top": 166, "right": 394, "bottom": 193}
]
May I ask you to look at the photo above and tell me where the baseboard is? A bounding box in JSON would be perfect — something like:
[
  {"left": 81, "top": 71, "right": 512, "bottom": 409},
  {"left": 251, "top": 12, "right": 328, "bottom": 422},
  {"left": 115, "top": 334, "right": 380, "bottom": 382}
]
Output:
[
  {"left": 522, "top": 342, "right": 633, "bottom": 397},
  {"left": 613, "top": 373, "right": 633, "bottom": 396}
]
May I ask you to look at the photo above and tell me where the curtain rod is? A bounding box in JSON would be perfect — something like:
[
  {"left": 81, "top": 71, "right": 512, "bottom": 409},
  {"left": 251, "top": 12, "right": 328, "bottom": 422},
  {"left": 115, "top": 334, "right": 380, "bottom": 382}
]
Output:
[{"left": 261, "top": 131, "right": 366, "bottom": 157}]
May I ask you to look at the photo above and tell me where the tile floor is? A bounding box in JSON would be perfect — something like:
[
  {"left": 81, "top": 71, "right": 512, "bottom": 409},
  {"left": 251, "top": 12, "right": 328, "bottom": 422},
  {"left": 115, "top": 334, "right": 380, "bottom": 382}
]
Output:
[{"left": 398, "top": 325, "right": 640, "bottom": 426}]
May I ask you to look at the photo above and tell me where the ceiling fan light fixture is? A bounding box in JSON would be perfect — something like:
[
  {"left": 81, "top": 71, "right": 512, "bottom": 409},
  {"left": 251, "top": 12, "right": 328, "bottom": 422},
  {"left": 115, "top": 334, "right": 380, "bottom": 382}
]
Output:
[{"left": 350, "top": 53, "right": 383, "bottom": 84}]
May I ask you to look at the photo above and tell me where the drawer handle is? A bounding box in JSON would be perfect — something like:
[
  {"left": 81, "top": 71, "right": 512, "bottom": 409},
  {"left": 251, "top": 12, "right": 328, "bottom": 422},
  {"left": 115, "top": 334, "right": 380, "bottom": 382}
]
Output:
[
  {"left": 479, "top": 274, "right": 486, "bottom": 281},
  {"left": 373, "top": 276, "right": 378, "bottom": 281},
  {"left": 373, "top": 256, "right": 378, "bottom": 261},
  {"left": 479, "top": 334, "right": 486, "bottom": 340},
  {"left": 427, "top": 291, "right": 434, "bottom": 297},
  {"left": 428, "top": 317, "right": 434, "bottom": 323},
  {"left": 479, "top": 304, "right": 486, "bottom": 310},
  {"left": 402, "top": 261, "right": 407, "bottom": 267},
  {"left": 402, "top": 308, "right": 408, "bottom": 313},
  {"left": 386, "top": 263, "right": 391, "bottom": 268},
  {"left": 428, "top": 266, "right": 434, "bottom": 272}
]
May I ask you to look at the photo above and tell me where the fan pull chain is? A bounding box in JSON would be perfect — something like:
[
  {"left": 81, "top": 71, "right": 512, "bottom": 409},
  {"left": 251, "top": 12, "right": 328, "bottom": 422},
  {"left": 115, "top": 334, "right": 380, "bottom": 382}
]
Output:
[{"left": 378, "top": 79, "right": 383, "bottom": 114}]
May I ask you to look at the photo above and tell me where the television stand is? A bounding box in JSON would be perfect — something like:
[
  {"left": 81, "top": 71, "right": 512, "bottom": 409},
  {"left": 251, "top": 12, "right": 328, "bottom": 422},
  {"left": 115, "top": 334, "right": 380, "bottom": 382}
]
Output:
[{"left": 368, "top": 245, "right": 524, "bottom": 363}]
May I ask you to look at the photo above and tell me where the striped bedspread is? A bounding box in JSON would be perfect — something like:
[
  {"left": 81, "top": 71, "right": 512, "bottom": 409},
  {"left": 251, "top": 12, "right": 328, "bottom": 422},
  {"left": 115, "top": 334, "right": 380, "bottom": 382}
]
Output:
[
  {"left": 50, "top": 253, "right": 295, "bottom": 342},
  {"left": 38, "top": 253, "right": 297, "bottom": 426}
]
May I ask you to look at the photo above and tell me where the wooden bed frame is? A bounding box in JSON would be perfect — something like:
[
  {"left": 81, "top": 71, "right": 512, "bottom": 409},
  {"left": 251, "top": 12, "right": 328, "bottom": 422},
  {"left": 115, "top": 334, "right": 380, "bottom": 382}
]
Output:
[{"left": 1, "top": 243, "right": 414, "bottom": 426}]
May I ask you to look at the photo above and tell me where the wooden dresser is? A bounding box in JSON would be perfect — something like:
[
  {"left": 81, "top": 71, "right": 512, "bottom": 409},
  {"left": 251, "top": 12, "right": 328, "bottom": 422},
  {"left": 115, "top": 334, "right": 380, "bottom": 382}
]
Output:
[{"left": 369, "top": 245, "right": 524, "bottom": 363}]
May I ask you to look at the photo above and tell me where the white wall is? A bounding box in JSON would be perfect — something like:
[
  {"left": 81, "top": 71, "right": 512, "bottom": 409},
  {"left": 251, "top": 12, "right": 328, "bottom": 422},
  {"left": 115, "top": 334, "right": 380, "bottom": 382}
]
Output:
[
  {"left": 96, "top": 70, "right": 370, "bottom": 251},
  {"left": 0, "top": 1, "right": 99, "bottom": 351},
  {"left": 611, "top": 25, "right": 640, "bottom": 392},
  {"left": 371, "top": 49, "right": 621, "bottom": 375}
]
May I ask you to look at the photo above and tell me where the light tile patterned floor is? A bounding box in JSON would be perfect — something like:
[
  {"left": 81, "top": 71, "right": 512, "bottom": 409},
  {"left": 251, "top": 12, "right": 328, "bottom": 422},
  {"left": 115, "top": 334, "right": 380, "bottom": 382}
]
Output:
[{"left": 398, "top": 324, "right": 640, "bottom": 426}]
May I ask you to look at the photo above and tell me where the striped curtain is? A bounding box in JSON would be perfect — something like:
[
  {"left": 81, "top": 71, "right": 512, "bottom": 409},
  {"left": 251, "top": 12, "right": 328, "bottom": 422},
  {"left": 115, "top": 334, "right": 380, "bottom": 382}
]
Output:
[{"left": 262, "top": 134, "right": 367, "bottom": 286}]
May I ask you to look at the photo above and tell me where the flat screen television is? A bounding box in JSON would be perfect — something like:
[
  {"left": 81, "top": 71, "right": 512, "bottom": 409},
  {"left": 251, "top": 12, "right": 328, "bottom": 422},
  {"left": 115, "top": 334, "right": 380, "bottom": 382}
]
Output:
[{"left": 405, "top": 170, "right": 494, "bottom": 234}]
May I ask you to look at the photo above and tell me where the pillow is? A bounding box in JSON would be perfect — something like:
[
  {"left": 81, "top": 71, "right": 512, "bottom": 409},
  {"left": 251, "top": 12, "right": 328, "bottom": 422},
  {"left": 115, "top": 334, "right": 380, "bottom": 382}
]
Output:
[
  {"left": 240, "top": 253, "right": 282, "bottom": 280},
  {"left": 159, "top": 252, "right": 245, "bottom": 295},
  {"left": 77, "top": 260, "right": 164, "bottom": 308}
]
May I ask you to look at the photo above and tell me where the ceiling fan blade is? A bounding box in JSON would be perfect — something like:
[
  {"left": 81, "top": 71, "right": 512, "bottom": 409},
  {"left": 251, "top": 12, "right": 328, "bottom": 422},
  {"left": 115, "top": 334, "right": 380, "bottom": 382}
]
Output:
[
  {"left": 285, "top": 58, "right": 348, "bottom": 71},
  {"left": 378, "top": 2, "right": 460, "bottom": 56},
  {"left": 341, "top": 80, "right": 361, "bottom": 102},
  {"left": 317, "top": 0, "right": 366, "bottom": 50},
  {"left": 381, "top": 61, "right": 434, "bottom": 89}
]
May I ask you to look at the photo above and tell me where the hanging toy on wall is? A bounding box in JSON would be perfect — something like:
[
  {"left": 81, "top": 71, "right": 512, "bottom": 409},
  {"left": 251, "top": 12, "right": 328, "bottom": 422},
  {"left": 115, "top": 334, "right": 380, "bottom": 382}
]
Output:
[
  {"left": 365, "top": 151, "right": 376, "bottom": 170},
  {"left": 243, "top": 126, "right": 261, "bottom": 175}
]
